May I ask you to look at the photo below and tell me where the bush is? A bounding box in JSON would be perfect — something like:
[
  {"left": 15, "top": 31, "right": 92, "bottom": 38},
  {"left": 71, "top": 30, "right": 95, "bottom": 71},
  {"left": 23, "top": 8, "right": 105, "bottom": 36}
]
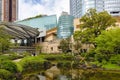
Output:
[
  {"left": 44, "top": 54, "right": 74, "bottom": 61},
  {"left": 0, "top": 60, "right": 18, "bottom": 73},
  {"left": 72, "top": 62, "right": 80, "bottom": 69},
  {"left": 110, "top": 54, "right": 120, "bottom": 64},
  {"left": 57, "top": 61, "right": 72, "bottom": 69},
  {"left": 19, "top": 56, "right": 46, "bottom": 73},
  {"left": 0, "top": 53, "right": 23, "bottom": 60},
  {"left": 0, "top": 69, "right": 14, "bottom": 80},
  {"left": 22, "top": 74, "right": 39, "bottom": 80},
  {"left": 95, "top": 53, "right": 104, "bottom": 63}
]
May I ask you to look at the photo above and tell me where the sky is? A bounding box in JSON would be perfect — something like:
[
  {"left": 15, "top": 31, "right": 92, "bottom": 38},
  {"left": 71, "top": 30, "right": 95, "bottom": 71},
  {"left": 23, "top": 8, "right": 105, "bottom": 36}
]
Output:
[{"left": 18, "top": 0, "right": 70, "bottom": 20}]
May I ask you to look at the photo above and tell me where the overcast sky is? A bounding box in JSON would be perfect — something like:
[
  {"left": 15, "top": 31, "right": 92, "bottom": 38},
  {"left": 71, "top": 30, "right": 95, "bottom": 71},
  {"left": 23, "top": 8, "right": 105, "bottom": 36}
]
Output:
[{"left": 18, "top": 0, "right": 70, "bottom": 20}]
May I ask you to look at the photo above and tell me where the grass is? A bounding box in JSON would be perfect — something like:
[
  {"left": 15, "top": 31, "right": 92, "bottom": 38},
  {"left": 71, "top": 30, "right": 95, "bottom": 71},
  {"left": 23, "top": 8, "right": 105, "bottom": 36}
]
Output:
[
  {"left": 91, "top": 61, "right": 120, "bottom": 70},
  {"left": 102, "top": 63, "right": 120, "bottom": 70}
]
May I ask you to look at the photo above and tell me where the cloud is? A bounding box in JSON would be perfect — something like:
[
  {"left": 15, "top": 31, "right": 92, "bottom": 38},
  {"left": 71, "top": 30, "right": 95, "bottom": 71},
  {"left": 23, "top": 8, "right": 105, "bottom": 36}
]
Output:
[{"left": 18, "top": 0, "right": 70, "bottom": 20}]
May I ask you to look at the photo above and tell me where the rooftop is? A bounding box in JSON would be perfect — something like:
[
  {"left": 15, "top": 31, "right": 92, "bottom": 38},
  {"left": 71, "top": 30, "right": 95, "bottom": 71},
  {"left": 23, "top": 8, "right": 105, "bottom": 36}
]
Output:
[{"left": 0, "top": 22, "right": 39, "bottom": 39}]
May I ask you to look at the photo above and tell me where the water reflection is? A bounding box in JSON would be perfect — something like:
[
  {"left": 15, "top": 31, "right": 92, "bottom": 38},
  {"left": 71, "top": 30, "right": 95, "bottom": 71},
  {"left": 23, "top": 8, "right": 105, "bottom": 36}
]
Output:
[
  {"left": 34, "top": 66, "right": 120, "bottom": 80},
  {"left": 38, "top": 75, "right": 46, "bottom": 80},
  {"left": 59, "top": 75, "right": 71, "bottom": 80}
]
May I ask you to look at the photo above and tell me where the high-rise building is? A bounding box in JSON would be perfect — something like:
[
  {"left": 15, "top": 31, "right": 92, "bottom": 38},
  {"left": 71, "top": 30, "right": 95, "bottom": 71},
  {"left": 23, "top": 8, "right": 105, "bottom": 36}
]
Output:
[
  {"left": 104, "top": 0, "right": 120, "bottom": 16},
  {"left": 57, "top": 12, "right": 74, "bottom": 39},
  {"left": 70, "top": 0, "right": 83, "bottom": 18},
  {"left": 0, "top": 0, "right": 2, "bottom": 21},
  {"left": 70, "top": 0, "right": 120, "bottom": 18},
  {"left": 0, "top": 0, "right": 18, "bottom": 22}
]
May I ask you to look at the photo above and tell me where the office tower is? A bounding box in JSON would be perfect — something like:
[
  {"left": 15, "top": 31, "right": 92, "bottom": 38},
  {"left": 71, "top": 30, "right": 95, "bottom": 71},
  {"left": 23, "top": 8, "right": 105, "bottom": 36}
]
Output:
[
  {"left": 0, "top": 0, "right": 18, "bottom": 22},
  {"left": 70, "top": 0, "right": 120, "bottom": 18},
  {"left": 104, "top": 0, "right": 120, "bottom": 16},
  {"left": 57, "top": 12, "right": 74, "bottom": 39},
  {"left": 70, "top": 0, "right": 101, "bottom": 18},
  {"left": 70, "top": 0, "right": 83, "bottom": 18},
  {"left": 0, "top": 0, "right": 2, "bottom": 21}
]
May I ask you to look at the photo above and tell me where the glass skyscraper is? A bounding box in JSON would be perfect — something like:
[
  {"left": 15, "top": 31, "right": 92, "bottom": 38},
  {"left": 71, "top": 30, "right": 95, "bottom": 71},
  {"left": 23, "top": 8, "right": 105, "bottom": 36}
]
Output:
[
  {"left": 57, "top": 12, "right": 74, "bottom": 39},
  {"left": 70, "top": 0, "right": 120, "bottom": 18}
]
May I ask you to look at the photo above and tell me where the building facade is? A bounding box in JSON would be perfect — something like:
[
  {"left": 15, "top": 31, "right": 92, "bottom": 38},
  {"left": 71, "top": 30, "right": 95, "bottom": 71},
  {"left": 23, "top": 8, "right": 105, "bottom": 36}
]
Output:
[
  {"left": 70, "top": 0, "right": 120, "bottom": 18},
  {"left": 17, "top": 15, "right": 57, "bottom": 31},
  {"left": 70, "top": 0, "right": 83, "bottom": 18},
  {"left": 0, "top": 0, "right": 18, "bottom": 22},
  {"left": 104, "top": 0, "right": 120, "bottom": 16},
  {"left": 0, "top": 0, "right": 2, "bottom": 21},
  {"left": 57, "top": 12, "right": 74, "bottom": 39}
]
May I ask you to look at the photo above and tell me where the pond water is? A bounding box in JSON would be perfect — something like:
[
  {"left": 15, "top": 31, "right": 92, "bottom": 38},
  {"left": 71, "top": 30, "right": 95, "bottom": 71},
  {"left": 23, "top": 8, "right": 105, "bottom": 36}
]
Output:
[{"left": 26, "top": 66, "right": 120, "bottom": 80}]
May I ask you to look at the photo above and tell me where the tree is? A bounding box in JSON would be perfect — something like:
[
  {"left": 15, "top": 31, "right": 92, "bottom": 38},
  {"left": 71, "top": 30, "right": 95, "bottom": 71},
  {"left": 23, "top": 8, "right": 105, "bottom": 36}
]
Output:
[
  {"left": 95, "top": 28, "right": 120, "bottom": 60},
  {"left": 59, "top": 38, "right": 71, "bottom": 53},
  {"left": 74, "top": 9, "right": 116, "bottom": 47},
  {"left": 0, "top": 28, "right": 11, "bottom": 53},
  {"left": 35, "top": 45, "right": 42, "bottom": 54}
]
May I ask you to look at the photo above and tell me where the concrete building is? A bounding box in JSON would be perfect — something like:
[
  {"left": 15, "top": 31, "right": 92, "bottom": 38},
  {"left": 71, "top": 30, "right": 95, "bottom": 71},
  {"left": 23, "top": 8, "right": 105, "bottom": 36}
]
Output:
[
  {"left": 70, "top": 0, "right": 120, "bottom": 18},
  {"left": 57, "top": 12, "right": 74, "bottom": 39},
  {"left": 37, "top": 27, "right": 61, "bottom": 53},
  {"left": 0, "top": 0, "right": 18, "bottom": 22}
]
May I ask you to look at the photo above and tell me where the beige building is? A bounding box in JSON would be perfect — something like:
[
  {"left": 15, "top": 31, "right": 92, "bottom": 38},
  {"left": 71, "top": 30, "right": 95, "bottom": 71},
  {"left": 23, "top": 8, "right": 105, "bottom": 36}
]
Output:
[
  {"left": 73, "top": 18, "right": 81, "bottom": 31},
  {"left": 37, "top": 28, "right": 61, "bottom": 54},
  {"left": 40, "top": 40, "right": 61, "bottom": 54}
]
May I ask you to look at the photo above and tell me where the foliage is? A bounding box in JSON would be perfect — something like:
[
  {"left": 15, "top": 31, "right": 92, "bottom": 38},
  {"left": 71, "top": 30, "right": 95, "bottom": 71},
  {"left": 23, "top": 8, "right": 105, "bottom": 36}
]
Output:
[
  {"left": 35, "top": 45, "right": 42, "bottom": 54},
  {"left": 22, "top": 74, "right": 39, "bottom": 80},
  {"left": 73, "top": 40, "right": 82, "bottom": 54},
  {"left": 0, "top": 69, "right": 14, "bottom": 80},
  {"left": 74, "top": 9, "right": 116, "bottom": 47},
  {"left": 82, "top": 70, "right": 120, "bottom": 80},
  {"left": 0, "top": 28, "right": 11, "bottom": 53},
  {"left": 59, "top": 38, "right": 71, "bottom": 53},
  {"left": 19, "top": 56, "right": 46, "bottom": 73},
  {"left": 110, "top": 54, "right": 120, "bottom": 64},
  {"left": 0, "top": 60, "right": 18, "bottom": 73},
  {"left": 22, "top": 14, "right": 46, "bottom": 21},
  {"left": 95, "top": 28, "right": 120, "bottom": 59},
  {"left": 43, "top": 54, "right": 74, "bottom": 61},
  {"left": 0, "top": 53, "right": 23, "bottom": 61},
  {"left": 57, "top": 61, "right": 72, "bottom": 69}
]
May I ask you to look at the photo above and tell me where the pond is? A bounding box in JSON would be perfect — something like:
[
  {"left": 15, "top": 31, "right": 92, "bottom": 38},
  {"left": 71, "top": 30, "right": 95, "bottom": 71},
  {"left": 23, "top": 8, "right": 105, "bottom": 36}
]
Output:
[{"left": 24, "top": 66, "right": 120, "bottom": 80}]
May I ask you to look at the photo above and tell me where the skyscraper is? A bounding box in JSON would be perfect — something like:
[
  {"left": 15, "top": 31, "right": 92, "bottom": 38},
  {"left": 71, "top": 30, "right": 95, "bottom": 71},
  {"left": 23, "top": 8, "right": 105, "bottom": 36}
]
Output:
[
  {"left": 70, "top": 0, "right": 120, "bottom": 18},
  {"left": 0, "top": 0, "right": 2, "bottom": 21},
  {"left": 57, "top": 12, "right": 74, "bottom": 39},
  {"left": 0, "top": 0, "right": 18, "bottom": 22},
  {"left": 104, "top": 0, "right": 120, "bottom": 16}
]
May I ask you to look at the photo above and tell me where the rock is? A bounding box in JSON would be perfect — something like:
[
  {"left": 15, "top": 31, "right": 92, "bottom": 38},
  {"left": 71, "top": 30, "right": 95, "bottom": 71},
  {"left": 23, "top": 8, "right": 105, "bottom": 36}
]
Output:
[{"left": 45, "top": 66, "right": 60, "bottom": 80}]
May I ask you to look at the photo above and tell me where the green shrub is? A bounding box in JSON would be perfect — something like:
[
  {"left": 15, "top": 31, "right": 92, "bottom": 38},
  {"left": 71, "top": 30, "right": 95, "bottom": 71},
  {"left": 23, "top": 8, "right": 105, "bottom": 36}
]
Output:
[
  {"left": 57, "top": 61, "right": 72, "bottom": 69},
  {"left": 0, "top": 69, "right": 14, "bottom": 80},
  {"left": 110, "top": 54, "right": 120, "bottom": 64},
  {"left": 0, "top": 53, "right": 23, "bottom": 60},
  {"left": 44, "top": 54, "right": 74, "bottom": 61},
  {"left": 22, "top": 74, "right": 39, "bottom": 80},
  {"left": 0, "top": 60, "right": 18, "bottom": 73},
  {"left": 0, "top": 55, "right": 11, "bottom": 60},
  {"left": 19, "top": 56, "right": 46, "bottom": 73},
  {"left": 72, "top": 62, "right": 80, "bottom": 69}
]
